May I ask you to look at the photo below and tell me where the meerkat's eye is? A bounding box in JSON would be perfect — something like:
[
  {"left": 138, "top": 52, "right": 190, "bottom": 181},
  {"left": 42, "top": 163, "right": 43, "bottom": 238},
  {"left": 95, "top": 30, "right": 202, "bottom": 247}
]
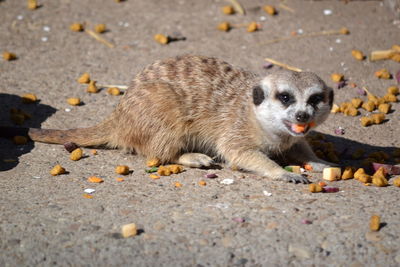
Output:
[
  {"left": 308, "top": 93, "right": 325, "bottom": 107},
  {"left": 276, "top": 92, "right": 294, "bottom": 106}
]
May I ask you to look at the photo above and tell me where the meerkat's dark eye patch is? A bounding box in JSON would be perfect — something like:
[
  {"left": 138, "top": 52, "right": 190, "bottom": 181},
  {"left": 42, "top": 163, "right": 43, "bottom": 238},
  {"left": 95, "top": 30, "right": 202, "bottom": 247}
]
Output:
[
  {"left": 276, "top": 92, "right": 295, "bottom": 107},
  {"left": 252, "top": 85, "right": 264, "bottom": 106},
  {"left": 307, "top": 93, "right": 325, "bottom": 107},
  {"left": 328, "top": 90, "right": 334, "bottom": 107}
]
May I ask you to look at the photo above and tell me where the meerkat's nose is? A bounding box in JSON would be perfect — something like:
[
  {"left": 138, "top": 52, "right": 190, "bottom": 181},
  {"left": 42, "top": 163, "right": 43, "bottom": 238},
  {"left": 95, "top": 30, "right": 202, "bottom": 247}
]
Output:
[{"left": 295, "top": 111, "right": 310, "bottom": 123}]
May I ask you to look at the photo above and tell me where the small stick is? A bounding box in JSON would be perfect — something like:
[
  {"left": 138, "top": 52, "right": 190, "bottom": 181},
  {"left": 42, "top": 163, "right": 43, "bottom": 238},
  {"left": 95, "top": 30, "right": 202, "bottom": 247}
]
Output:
[
  {"left": 370, "top": 49, "right": 396, "bottom": 61},
  {"left": 264, "top": 58, "right": 302, "bottom": 72},
  {"left": 85, "top": 29, "right": 115, "bottom": 48},
  {"left": 260, "top": 28, "right": 349, "bottom": 45},
  {"left": 227, "top": 0, "right": 245, "bottom": 15},
  {"left": 279, "top": 3, "right": 295, "bottom": 13},
  {"left": 98, "top": 84, "right": 128, "bottom": 89}
]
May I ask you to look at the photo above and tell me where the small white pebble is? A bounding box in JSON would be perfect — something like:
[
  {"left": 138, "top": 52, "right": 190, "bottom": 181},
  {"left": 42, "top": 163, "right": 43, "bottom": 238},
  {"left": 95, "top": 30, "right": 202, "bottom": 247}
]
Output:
[
  {"left": 335, "top": 38, "right": 342, "bottom": 43},
  {"left": 260, "top": 16, "right": 267, "bottom": 21},
  {"left": 297, "top": 29, "right": 304, "bottom": 34},
  {"left": 65, "top": 108, "right": 71, "bottom": 112},
  {"left": 323, "top": 9, "right": 332, "bottom": 15},
  {"left": 118, "top": 21, "right": 124, "bottom": 26},
  {"left": 32, "top": 176, "right": 41, "bottom": 179},
  {"left": 123, "top": 22, "right": 129, "bottom": 27},
  {"left": 241, "top": 46, "right": 246, "bottom": 50},
  {"left": 43, "top": 26, "right": 50, "bottom": 32},
  {"left": 220, "top": 178, "right": 234, "bottom": 185},
  {"left": 329, "top": 47, "right": 334, "bottom": 51},
  {"left": 41, "top": 37, "right": 48, "bottom": 42},
  {"left": 84, "top": 188, "right": 96, "bottom": 194},
  {"left": 263, "top": 190, "right": 272, "bottom": 196},
  {"left": 17, "top": 15, "right": 24, "bottom": 20}
]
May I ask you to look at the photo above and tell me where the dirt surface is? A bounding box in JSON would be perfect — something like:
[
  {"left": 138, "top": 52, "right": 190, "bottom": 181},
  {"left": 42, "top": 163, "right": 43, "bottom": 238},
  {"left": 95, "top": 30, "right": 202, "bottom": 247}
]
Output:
[{"left": 1, "top": 0, "right": 400, "bottom": 266}]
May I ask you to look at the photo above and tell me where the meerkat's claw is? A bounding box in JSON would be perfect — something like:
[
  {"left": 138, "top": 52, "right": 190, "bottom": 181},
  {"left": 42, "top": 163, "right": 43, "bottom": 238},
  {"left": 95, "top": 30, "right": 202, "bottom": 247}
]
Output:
[
  {"left": 177, "top": 153, "right": 214, "bottom": 168},
  {"left": 281, "top": 172, "right": 310, "bottom": 184}
]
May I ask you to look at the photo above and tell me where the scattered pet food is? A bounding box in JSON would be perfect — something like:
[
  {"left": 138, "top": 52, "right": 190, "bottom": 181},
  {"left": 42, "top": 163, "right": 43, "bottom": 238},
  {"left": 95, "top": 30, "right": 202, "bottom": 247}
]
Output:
[
  {"left": 107, "top": 87, "right": 121, "bottom": 96},
  {"left": 21, "top": 93, "right": 38, "bottom": 104},
  {"left": 87, "top": 176, "right": 104, "bottom": 183},
  {"left": 247, "top": 22, "right": 259, "bottom": 32},
  {"left": 115, "top": 165, "right": 130, "bottom": 175},
  {"left": 174, "top": 181, "right": 183, "bottom": 188},
  {"left": 309, "top": 183, "right": 323, "bottom": 193},
  {"left": 27, "top": 0, "right": 38, "bottom": 10},
  {"left": 322, "top": 167, "right": 341, "bottom": 181},
  {"left": 374, "top": 69, "right": 391, "bottom": 79},
  {"left": 341, "top": 167, "right": 354, "bottom": 179},
  {"left": 393, "top": 177, "right": 400, "bottom": 187},
  {"left": 78, "top": 73, "right": 90, "bottom": 84},
  {"left": 70, "top": 148, "right": 83, "bottom": 161},
  {"left": 87, "top": 80, "right": 99, "bottom": 93},
  {"left": 2, "top": 51, "right": 17, "bottom": 61},
  {"left": 222, "top": 5, "right": 235, "bottom": 15},
  {"left": 369, "top": 215, "right": 381, "bottom": 231},
  {"left": 217, "top": 22, "right": 231, "bottom": 32},
  {"left": 372, "top": 162, "right": 400, "bottom": 175},
  {"left": 154, "top": 34, "right": 169, "bottom": 45},
  {"left": 149, "top": 174, "right": 160, "bottom": 179},
  {"left": 331, "top": 73, "right": 344, "bottom": 83},
  {"left": 351, "top": 50, "right": 365, "bottom": 60},
  {"left": 50, "top": 164, "right": 66, "bottom": 176},
  {"left": 83, "top": 193, "right": 94, "bottom": 199},
  {"left": 121, "top": 223, "right": 137, "bottom": 238},
  {"left": 116, "top": 177, "right": 125, "bottom": 182},
  {"left": 95, "top": 24, "right": 106, "bottom": 33},
  {"left": 263, "top": 5, "right": 277, "bottom": 15},
  {"left": 67, "top": 98, "right": 81, "bottom": 106},
  {"left": 91, "top": 149, "right": 98, "bottom": 155},
  {"left": 70, "top": 23, "right": 84, "bottom": 32},
  {"left": 146, "top": 158, "right": 161, "bottom": 167},
  {"left": 199, "top": 180, "right": 207, "bottom": 186}
]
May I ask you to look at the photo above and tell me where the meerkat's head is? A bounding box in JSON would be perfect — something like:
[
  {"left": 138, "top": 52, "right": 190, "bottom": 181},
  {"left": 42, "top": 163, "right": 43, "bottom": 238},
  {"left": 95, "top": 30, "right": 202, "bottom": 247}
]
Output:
[{"left": 252, "top": 69, "right": 333, "bottom": 137}]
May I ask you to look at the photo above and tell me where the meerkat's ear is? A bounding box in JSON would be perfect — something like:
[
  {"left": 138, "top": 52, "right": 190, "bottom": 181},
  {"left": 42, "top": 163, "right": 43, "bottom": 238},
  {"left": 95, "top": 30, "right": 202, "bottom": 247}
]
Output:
[{"left": 252, "top": 85, "right": 265, "bottom": 105}]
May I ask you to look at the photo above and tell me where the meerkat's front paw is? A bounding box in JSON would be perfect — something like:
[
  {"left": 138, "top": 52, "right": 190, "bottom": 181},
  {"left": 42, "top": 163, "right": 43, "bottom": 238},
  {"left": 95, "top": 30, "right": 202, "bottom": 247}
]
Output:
[
  {"left": 280, "top": 172, "right": 310, "bottom": 184},
  {"left": 177, "top": 153, "right": 214, "bottom": 168},
  {"left": 307, "top": 161, "right": 339, "bottom": 172}
]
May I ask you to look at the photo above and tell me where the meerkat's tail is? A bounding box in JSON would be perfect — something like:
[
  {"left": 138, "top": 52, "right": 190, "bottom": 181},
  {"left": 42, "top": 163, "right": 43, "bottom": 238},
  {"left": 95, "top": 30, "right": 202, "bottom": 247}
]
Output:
[{"left": 0, "top": 119, "right": 114, "bottom": 147}]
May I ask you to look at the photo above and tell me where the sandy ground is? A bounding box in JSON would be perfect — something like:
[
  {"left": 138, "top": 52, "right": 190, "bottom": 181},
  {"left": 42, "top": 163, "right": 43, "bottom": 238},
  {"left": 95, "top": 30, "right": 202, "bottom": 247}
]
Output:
[{"left": 1, "top": 0, "right": 400, "bottom": 266}]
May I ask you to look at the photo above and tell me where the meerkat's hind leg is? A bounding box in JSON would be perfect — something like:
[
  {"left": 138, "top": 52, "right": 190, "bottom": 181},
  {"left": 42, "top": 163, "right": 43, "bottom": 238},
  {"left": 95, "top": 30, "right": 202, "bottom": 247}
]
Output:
[{"left": 177, "top": 153, "right": 215, "bottom": 168}]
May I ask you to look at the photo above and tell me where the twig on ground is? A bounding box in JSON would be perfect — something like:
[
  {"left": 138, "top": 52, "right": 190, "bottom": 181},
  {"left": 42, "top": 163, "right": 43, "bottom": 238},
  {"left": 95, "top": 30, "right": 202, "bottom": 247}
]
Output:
[
  {"left": 85, "top": 29, "right": 115, "bottom": 48},
  {"left": 264, "top": 58, "right": 302, "bottom": 72},
  {"left": 227, "top": 0, "right": 245, "bottom": 15}
]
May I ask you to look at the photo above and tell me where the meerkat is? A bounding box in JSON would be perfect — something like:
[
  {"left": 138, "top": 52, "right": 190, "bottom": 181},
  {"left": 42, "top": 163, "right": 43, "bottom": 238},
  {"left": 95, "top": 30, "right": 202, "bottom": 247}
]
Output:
[{"left": 1, "top": 55, "right": 335, "bottom": 183}]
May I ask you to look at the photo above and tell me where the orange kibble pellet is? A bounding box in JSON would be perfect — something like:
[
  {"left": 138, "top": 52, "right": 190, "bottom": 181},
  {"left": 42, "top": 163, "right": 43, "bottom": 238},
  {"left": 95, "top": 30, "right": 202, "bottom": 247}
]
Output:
[
  {"left": 146, "top": 158, "right": 161, "bottom": 167},
  {"left": 107, "top": 87, "right": 121, "bottom": 96},
  {"left": 247, "top": 22, "right": 259, "bottom": 32},
  {"left": 371, "top": 113, "right": 385, "bottom": 124},
  {"left": 94, "top": 24, "right": 106, "bottom": 33},
  {"left": 369, "top": 215, "right": 381, "bottom": 231},
  {"left": 83, "top": 193, "right": 94, "bottom": 199},
  {"left": 217, "top": 22, "right": 231, "bottom": 32},
  {"left": 292, "top": 124, "right": 306, "bottom": 133},
  {"left": 87, "top": 176, "right": 104, "bottom": 183},
  {"left": 263, "top": 5, "right": 277, "bottom": 15},
  {"left": 304, "top": 164, "right": 313, "bottom": 171},
  {"left": 393, "top": 177, "right": 400, "bottom": 187},
  {"left": 331, "top": 73, "right": 344, "bottom": 82},
  {"left": 222, "top": 5, "right": 235, "bottom": 15},
  {"left": 154, "top": 34, "right": 169, "bottom": 44},
  {"left": 91, "top": 149, "right": 98, "bottom": 155},
  {"left": 309, "top": 184, "right": 323, "bottom": 193},
  {"left": 21, "top": 93, "right": 38, "bottom": 104},
  {"left": 115, "top": 165, "right": 130, "bottom": 175},
  {"left": 67, "top": 98, "right": 81, "bottom": 106},
  {"left": 78, "top": 73, "right": 90, "bottom": 84},
  {"left": 70, "top": 23, "right": 84, "bottom": 32},
  {"left": 351, "top": 98, "right": 363, "bottom": 108},
  {"left": 70, "top": 148, "right": 83, "bottom": 161},
  {"left": 318, "top": 181, "right": 327, "bottom": 187},
  {"left": 199, "top": 180, "right": 207, "bottom": 186},
  {"left": 3, "top": 51, "right": 17, "bottom": 61},
  {"left": 50, "top": 164, "right": 66, "bottom": 176},
  {"left": 374, "top": 69, "right": 391, "bottom": 79},
  {"left": 149, "top": 174, "right": 160, "bottom": 180},
  {"left": 387, "top": 86, "right": 399, "bottom": 95},
  {"left": 341, "top": 166, "right": 355, "bottom": 180},
  {"left": 27, "top": 0, "right": 38, "bottom": 10},
  {"left": 351, "top": 50, "right": 365, "bottom": 60},
  {"left": 378, "top": 103, "right": 391, "bottom": 114},
  {"left": 87, "top": 80, "right": 99, "bottom": 93},
  {"left": 383, "top": 94, "right": 398, "bottom": 102},
  {"left": 116, "top": 177, "right": 125, "bottom": 182},
  {"left": 174, "top": 182, "right": 183, "bottom": 188},
  {"left": 361, "top": 101, "right": 376, "bottom": 112},
  {"left": 360, "top": 116, "right": 373, "bottom": 127}
]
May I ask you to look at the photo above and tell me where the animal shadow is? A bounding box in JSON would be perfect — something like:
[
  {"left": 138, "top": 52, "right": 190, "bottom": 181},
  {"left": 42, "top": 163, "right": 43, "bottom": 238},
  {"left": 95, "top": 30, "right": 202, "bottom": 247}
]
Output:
[{"left": 0, "top": 93, "right": 57, "bottom": 171}]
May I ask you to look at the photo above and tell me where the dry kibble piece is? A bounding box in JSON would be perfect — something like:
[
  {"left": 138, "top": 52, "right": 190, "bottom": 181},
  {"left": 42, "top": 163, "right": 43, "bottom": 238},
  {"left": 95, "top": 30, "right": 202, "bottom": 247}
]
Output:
[
  {"left": 323, "top": 167, "right": 341, "bottom": 181},
  {"left": 391, "top": 53, "right": 400, "bottom": 62},
  {"left": 149, "top": 174, "right": 160, "bottom": 179},
  {"left": 343, "top": 106, "right": 358, "bottom": 116},
  {"left": 351, "top": 98, "right": 363, "bottom": 108},
  {"left": 372, "top": 176, "right": 388, "bottom": 187},
  {"left": 154, "top": 34, "right": 169, "bottom": 45},
  {"left": 331, "top": 104, "right": 340, "bottom": 113},
  {"left": 309, "top": 183, "right": 323, "bottom": 193},
  {"left": 361, "top": 101, "right": 376, "bottom": 112},
  {"left": 354, "top": 168, "right": 366, "bottom": 180},
  {"left": 27, "top": 0, "right": 38, "bottom": 10},
  {"left": 121, "top": 223, "right": 137, "bottom": 238},
  {"left": 115, "top": 165, "right": 130, "bottom": 175},
  {"left": 360, "top": 117, "right": 373, "bottom": 127},
  {"left": 199, "top": 180, "right": 207, "bottom": 186},
  {"left": 387, "top": 86, "right": 399, "bottom": 95},
  {"left": 95, "top": 24, "right": 106, "bottom": 33},
  {"left": 21, "top": 93, "right": 38, "bottom": 104},
  {"left": 87, "top": 176, "right": 104, "bottom": 183},
  {"left": 378, "top": 103, "right": 391, "bottom": 114},
  {"left": 70, "top": 23, "right": 84, "bottom": 32},
  {"left": 393, "top": 177, "right": 400, "bottom": 187},
  {"left": 67, "top": 98, "right": 81, "bottom": 106},
  {"left": 340, "top": 102, "right": 353, "bottom": 113},
  {"left": 263, "top": 5, "right": 277, "bottom": 15},
  {"left": 340, "top": 27, "right": 350, "bottom": 34},
  {"left": 351, "top": 50, "right": 365, "bottom": 60},
  {"left": 3, "top": 51, "right": 17, "bottom": 61},
  {"left": 107, "top": 87, "right": 121, "bottom": 96},
  {"left": 174, "top": 182, "right": 183, "bottom": 188},
  {"left": 87, "top": 80, "right": 99, "bottom": 93},
  {"left": 116, "top": 177, "right": 125, "bottom": 182},
  {"left": 374, "top": 69, "right": 391, "bottom": 79},
  {"left": 331, "top": 73, "right": 344, "bottom": 83},
  {"left": 247, "top": 22, "right": 259, "bottom": 32},
  {"left": 157, "top": 166, "right": 172, "bottom": 176},
  {"left": 217, "top": 22, "right": 231, "bottom": 32},
  {"left": 146, "top": 158, "right": 161, "bottom": 167},
  {"left": 369, "top": 215, "right": 381, "bottom": 231},
  {"left": 371, "top": 113, "right": 385, "bottom": 124},
  {"left": 13, "top": 136, "right": 28, "bottom": 145},
  {"left": 341, "top": 167, "right": 355, "bottom": 180},
  {"left": 168, "top": 164, "right": 184, "bottom": 174},
  {"left": 358, "top": 174, "right": 372, "bottom": 183},
  {"left": 383, "top": 94, "right": 398, "bottom": 102},
  {"left": 91, "top": 149, "right": 98, "bottom": 155},
  {"left": 222, "top": 5, "right": 235, "bottom": 15},
  {"left": 70, "top": 148, "right": 83, "bottom": 161},
  {"left": 50, "top": 164, "right": 66, "bottom": 176},
  {"left": 78, "top": 73, "right": 90, "bottom": 84}
]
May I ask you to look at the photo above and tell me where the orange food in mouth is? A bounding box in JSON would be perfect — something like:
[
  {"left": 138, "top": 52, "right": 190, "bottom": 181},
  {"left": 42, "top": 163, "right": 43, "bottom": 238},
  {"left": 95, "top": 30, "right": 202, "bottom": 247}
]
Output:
[{"left": 291, "top": 121, "right": 316, "bottom": 134}]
